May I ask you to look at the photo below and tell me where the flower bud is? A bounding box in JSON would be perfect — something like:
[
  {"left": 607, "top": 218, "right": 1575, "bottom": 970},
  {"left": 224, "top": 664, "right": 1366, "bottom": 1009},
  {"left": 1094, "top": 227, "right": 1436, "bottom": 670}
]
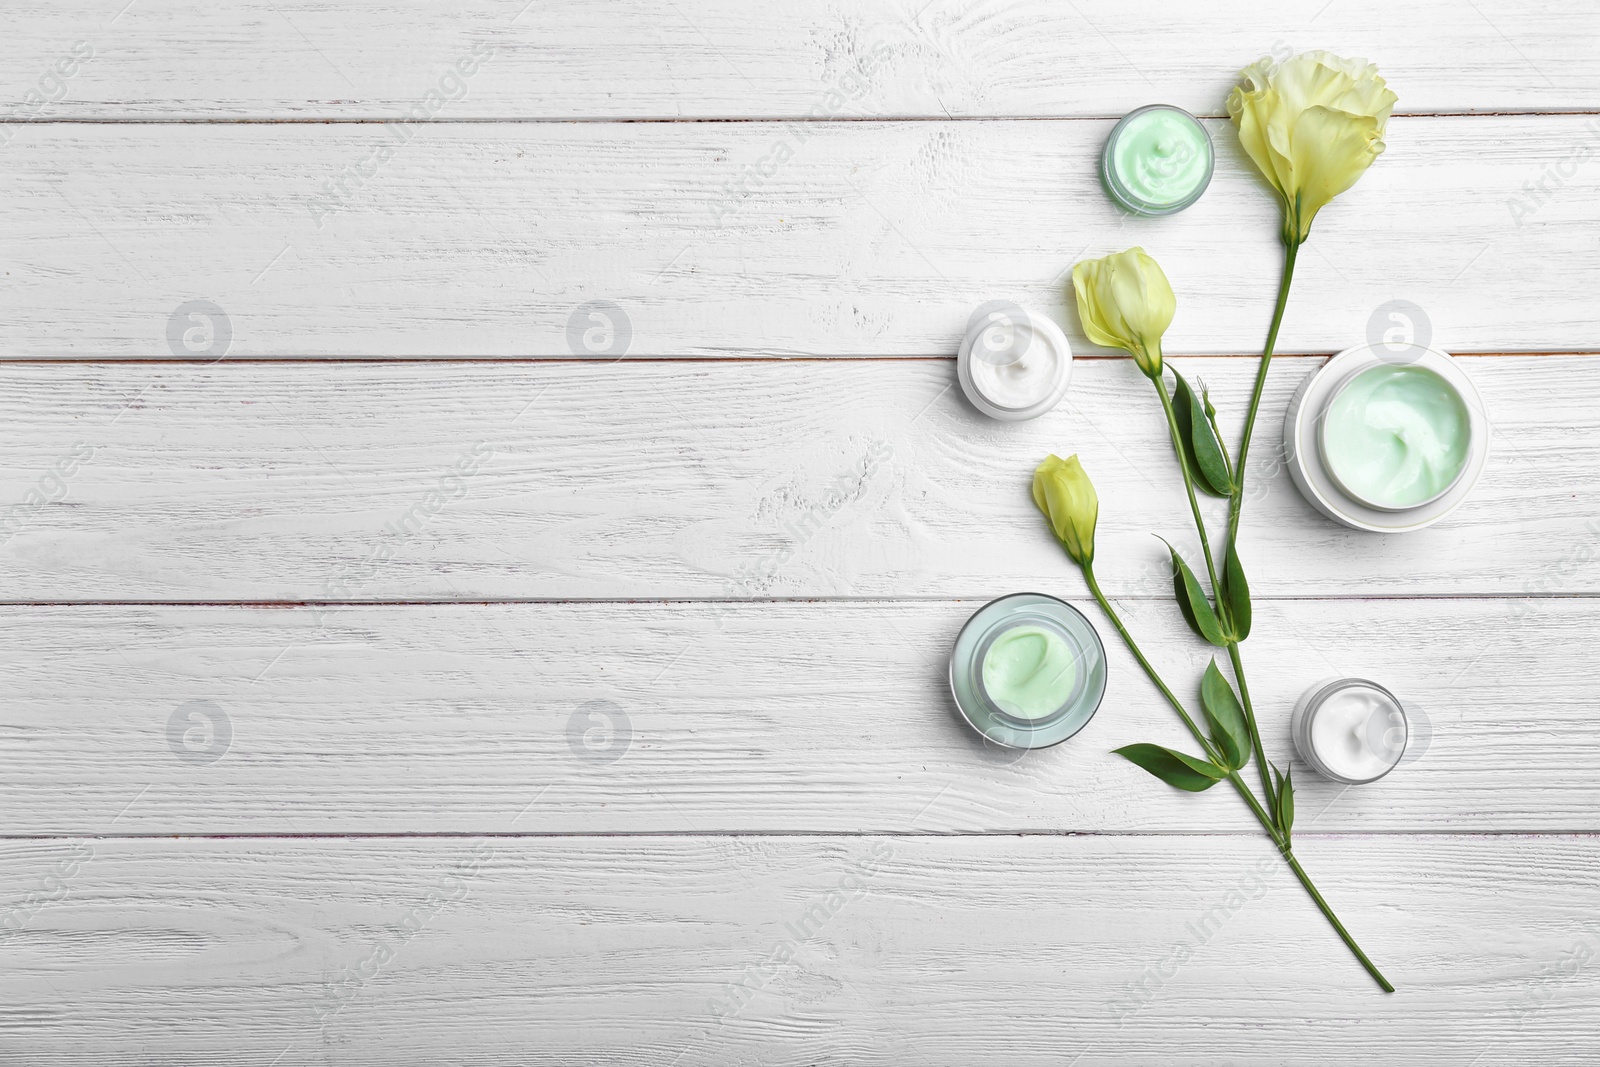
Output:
[
  {"left": 1032, "top": 453, "right": 1098, "bottom": 567},
  {"left": 1071, "top": 248, "right": 1175, "bottom": 378}
]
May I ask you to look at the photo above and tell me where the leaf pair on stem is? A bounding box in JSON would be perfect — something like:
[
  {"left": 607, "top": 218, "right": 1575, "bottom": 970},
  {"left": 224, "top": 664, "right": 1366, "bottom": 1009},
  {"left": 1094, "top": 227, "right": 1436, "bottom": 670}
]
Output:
[{"left": 1115, "top": 662, "right": 1293, "bottom": 836}]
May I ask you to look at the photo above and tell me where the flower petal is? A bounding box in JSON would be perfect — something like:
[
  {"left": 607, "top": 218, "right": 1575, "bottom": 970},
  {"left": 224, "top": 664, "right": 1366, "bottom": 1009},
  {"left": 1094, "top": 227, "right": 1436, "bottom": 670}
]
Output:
[{"left": 1285, "top": 105, "right": 1383, "bottom": 238}]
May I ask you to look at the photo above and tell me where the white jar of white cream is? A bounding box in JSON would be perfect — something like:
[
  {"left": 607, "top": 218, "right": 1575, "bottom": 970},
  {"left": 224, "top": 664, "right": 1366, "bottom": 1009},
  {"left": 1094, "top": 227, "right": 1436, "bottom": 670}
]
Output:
[
  {"left": 1291, "top": 677, "right": 1409, "bottom": 784},
  {"left": 956, "top": 303, "right": 1073, "bottom": 421}
]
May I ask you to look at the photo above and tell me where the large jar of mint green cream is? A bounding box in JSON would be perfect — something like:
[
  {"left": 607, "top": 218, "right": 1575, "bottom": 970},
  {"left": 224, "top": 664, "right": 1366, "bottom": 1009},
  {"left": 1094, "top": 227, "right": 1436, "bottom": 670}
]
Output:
[{"left": 1284, "top": 344, "right": 1489, "bottom": 532}]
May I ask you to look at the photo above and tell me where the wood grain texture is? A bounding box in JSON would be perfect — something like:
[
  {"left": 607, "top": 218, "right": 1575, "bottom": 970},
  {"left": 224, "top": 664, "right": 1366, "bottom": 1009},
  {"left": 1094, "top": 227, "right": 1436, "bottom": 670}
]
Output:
[
  {"left": 1, "top": 834, "right": 1597, "bottom": 1064},
  {"left": 5, "top": 116, "right": 1598, "bottom": 357},
  {"left": 3, "top": 0, "right": 1596, "bottom": 119},
  {"left": 0, "top": 357, "right": 1591, "bottom": 602},
  {"left": 4, "top": 7, "right": 1596, "bottom": 1058},
  {"left": 0, "top": 596, "right": 1590, "bottom": 834}
]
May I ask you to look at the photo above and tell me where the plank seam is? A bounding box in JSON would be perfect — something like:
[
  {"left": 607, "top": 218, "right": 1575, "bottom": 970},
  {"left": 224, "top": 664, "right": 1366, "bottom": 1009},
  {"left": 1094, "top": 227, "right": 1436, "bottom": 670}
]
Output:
[
  {"left": 1, "top": 831, "right": 1596, "bottom": 841},
  {"left": 6, "top": 110, "right": 1598, "bottom": 124},
  {"left": 0, "top": 352, "right": 1589, "bottom": 365},
  {"left": 0, "top": 594, "right": 1585, "bottom": 608}
]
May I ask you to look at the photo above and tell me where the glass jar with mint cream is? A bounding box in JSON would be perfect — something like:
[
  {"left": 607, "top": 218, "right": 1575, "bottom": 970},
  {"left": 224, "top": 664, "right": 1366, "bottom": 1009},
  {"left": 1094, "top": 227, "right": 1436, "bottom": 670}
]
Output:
[
  {"left": 1100, "top": 105, "right": 1215, "bottom": 216},
  {"left": 949, "top": 593, "right": 1107, "bottom": 749}
]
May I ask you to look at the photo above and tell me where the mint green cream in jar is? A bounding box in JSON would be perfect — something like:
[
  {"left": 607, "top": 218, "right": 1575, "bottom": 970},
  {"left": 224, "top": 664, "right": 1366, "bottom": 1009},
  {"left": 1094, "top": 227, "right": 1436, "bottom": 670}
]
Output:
[
  {"left": 949, "top": 593, "right": 1107, "bottom": 750},
  {"left": 1319, "top": 364, "right": 1472, "bottom": 510},
  {"left": 1284, "top": 344, "right": 1489, "bottom": 533},
  {"left": 1100, "top": 105, "right": 1214, "bottom": 216}
]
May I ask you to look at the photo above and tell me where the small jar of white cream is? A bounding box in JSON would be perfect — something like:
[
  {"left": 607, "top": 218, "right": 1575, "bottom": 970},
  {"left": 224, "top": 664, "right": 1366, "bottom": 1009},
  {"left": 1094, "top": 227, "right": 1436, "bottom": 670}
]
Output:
[
  {"left": 956, "top": 303, "right": 1073, "bottom": 421},
  {"left": 1291, "top": 678, "right": 1409, "bottom": 784}
]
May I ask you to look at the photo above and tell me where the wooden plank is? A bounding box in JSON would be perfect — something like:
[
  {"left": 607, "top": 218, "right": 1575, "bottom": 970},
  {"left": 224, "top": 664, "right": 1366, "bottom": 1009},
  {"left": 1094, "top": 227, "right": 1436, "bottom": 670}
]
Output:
[
  {"left": 0, "top": 595, "right": 1589, "bottom": 834},
  {"left": 0, "top": 357, "right": 1591, "bottom": 602},
  {"left": 0, "top": 834, "right": 1595, "bottom": 1064},
  {"left": 3, "top": 116, "right": 1597, "bottom": 357},
  {"left": 3, "top": 1, "right": 1596, "bottom": 120}
]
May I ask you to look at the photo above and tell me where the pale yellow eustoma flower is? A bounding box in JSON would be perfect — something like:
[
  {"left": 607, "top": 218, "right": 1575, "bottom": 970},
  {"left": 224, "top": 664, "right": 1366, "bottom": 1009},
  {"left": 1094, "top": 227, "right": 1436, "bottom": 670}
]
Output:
[
  {"left": 1071, "top": 247, "right": 1175, "bottom": 378},
  {"left": 1227, "top": 51, "right": 1398, "bottom": 243},
  {"left": 1032, "top": 453, "right": 1098, "bottom": 567}
]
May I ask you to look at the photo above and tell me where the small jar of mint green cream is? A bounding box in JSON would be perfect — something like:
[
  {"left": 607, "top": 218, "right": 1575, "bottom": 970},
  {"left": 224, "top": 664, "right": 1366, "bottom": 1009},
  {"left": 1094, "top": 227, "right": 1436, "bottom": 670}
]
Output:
[
  {"left": 1285, "top": 343, "right": 1490, "bottom": 532},
  {"left": 949, "top": 593, "right": 1108, "bottom": 750},
  {"left": 1100, "top": 105, "right": 1215, "bottom": 216}
]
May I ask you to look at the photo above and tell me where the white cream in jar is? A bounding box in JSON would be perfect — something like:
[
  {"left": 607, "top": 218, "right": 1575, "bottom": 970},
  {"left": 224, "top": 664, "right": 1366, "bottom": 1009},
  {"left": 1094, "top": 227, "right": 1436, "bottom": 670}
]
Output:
[
  {"left": 956, "top": 305, "right": 1073, "bottom": 421},
  {"left": 1291, "top": 678, "right": 1408, "bottom": 784}
]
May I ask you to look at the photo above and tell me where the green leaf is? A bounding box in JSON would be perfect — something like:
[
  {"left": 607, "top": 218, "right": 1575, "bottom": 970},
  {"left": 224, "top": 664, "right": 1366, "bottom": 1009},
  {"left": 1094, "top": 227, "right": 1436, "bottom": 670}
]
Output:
[
  {"left": 1200, "top": 383, "right": 1234, "bottom": 486},
  {"left": 1160, "top": 539, "right": 1228, "bottom": 648},
  {"left": 1168, "top": 372, "right": 1229, "bottom": 497},
  {"left": 1170, "top": 369, "right": 1231, "bottom": 496},
  {"left": 1200, "top": 661, "right": 1250, "bottom": 771},
  {"left": 1278, "top": 764, "right": 1296, "bottom": 838},
  {"left": 1114, "top": 744, "right": 1228, "bottom": 792},
  {"left": 1222, "top": 540, "right": 1253, "bottom": 642}
]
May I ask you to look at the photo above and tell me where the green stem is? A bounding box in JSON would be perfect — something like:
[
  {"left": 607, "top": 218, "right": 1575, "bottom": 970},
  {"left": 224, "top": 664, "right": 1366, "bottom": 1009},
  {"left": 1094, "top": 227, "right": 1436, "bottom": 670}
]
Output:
[
  {"left": 1087, "top": 566, "right": 1278, "bottom": 842},
  {"left": 1079, "top": 561, "right": 1394, "bottom": 993},
  {"left": 1283, "top": 849, "right": 1396, "bottom": 993},
  {"left": 1152, "top": 377, "right": 1276, "bottom": 823},
  {"left": 1153, "top": 377, "right": 1224, "bottom": 602},
  {"left": 1227, "top": 642, "right": 1277, "bottom": 826},
  {"left": 1227, "top": 237, "right": 1300, "bottom": 548},
  {"left": 1225, "top": 769, "right": 1281, "bottom": 848},
  {"left": 1082, "top": 565, "right": 1216, "bottom": 762}
]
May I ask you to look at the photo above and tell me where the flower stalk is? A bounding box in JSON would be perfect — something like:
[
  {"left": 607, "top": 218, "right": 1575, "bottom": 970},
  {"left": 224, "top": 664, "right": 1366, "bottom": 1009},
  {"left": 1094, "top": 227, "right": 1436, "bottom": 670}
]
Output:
[
  {"left": 1226, "top": 47, "right": 1394, "bottom": 531},
  {"left": 1228, "top": 237, "right": 1299, "bottom": 546},
  {"left": 1037, "top": 50, "right": 1399, "bottom": 992}
]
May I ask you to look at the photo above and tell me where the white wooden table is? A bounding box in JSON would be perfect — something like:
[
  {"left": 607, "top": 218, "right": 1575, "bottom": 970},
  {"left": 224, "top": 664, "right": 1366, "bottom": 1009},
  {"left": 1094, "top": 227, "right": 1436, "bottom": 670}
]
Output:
[{"left": 3, "top": 2, "right": 1598, "bottom": 1062}]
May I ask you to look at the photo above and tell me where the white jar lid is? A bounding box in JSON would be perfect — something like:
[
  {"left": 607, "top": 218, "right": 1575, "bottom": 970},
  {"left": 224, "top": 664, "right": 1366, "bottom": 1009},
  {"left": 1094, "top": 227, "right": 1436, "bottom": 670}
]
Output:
[
  {"left": 955, "top": 304, "right": 1073, "bottom": 421},
  {"left": 1283, "top": 343, "right": 1489, "bottom": 533}
]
